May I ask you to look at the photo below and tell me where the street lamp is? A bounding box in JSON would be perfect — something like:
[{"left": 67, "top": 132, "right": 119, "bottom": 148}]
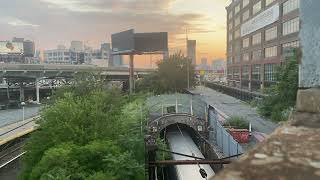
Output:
[{"left": 21, "top": 102, "right": 26, "bottom": 121}]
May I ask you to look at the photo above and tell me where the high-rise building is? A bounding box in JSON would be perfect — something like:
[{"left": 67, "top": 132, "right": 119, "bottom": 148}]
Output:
[
  {"left": 226, "top": 0, "right": 300, "bottom": 91},
  {"left": 44, "top": 49, "right": 71, "bottom": 64},
  {"left": 0, "top": 38, "right": 36, "bottom": 63},
  {"left": 212, "top": 59, "right": 226, "bottom": 73},
  {"left": 70, "top": 41, "right": 84, "bottom": 52},
  {"left": 187, "top": 40, "right": 196, "bottom": 65},
  {"left": 23, "top": 40, "right": 35, "bottom": 57}
]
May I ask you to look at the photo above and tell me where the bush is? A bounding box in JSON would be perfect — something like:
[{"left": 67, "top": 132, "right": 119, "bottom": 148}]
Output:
[
  {"left": 258, "top": 51, "right": 299, "bottom": 122},
  {"left": 225, "top": 116, "right": 249, "bottom": 129}
]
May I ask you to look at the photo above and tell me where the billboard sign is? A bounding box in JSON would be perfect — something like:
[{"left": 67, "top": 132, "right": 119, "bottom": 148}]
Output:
[
  {"left": 111, "top": 29, "right": 135, "bottom": 53},
  {"left": 0, "top": 41, "right": 24, "bottom": 54},
  {"left": 134, "top": 32, "right": 168, "bottom": 52},
  {"left": 241, "top": 4, "right": 279, "bottom": 37}
]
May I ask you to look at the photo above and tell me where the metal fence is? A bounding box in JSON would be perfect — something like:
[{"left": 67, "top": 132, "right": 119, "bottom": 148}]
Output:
[
  {"left": 205, "top": 82, "right": 265, "bottom": 102},
  {"left": 208, "top": 107, "right": 243, "bottom": 157},
  {"left": 146, "top": 94, "right": 207, "bottom": 120},
  {"left": 146, "top": 94, "right": 243, "bottom": 157}
]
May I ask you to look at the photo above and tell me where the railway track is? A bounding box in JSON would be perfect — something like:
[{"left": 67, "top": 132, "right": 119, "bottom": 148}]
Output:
[{"left": 0, "top": 137, "right": 27, "bottom": 169}]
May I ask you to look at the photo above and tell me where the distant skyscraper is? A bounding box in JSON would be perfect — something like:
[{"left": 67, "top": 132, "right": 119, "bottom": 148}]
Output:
[
  {"left": 187, "top": 40, "right": 196, "bottom": 65},
  {"left": 23, "top": 40, "right": 35, "bottom": 57},
  {"left": 201, "top": 58, "right": 207, "bottom": 66},
  {"left": 12, "top": 37, "right": 24, "bottom": 43}
]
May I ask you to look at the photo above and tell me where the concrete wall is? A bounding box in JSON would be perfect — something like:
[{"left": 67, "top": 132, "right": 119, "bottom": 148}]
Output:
[{"left": 299, "top": 0, "right": 320, "bottom": 88}]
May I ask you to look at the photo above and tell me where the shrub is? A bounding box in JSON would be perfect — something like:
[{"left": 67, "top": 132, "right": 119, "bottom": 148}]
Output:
[{"left": 225, "top": 116, "right": 249, "bottom": 129}]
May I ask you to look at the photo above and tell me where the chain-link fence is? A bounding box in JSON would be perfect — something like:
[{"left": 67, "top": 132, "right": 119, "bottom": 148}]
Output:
[{"left": 208, "top": 108, "right": 243, "bottom": 157}]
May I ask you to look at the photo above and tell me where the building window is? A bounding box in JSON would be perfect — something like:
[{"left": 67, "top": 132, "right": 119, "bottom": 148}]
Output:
[
  {"left": 235, "top": 54, "right": 241, "bottom": 63},
  {"left": 265, "top": 46, "right": 278, "bottom": 58},
  {"left": 228, "top": 22, "right": 233, "bottom": 31},
  {"left": 282, "top": 40, "right": 300, "bottom": 54},
  {"left": 233, "top": 67, "right": 240, "bottom": 79},
  {"left": 283, "top": 0, "right": 299, "bottom": 15},
  {"left": 242, "top": 10, "right": 250, "bottom": 22},
  {"left": 228, "top": 68, "right": 233, "bottom": 78},
  {"left": 252, "top": 50, "right": 262, "bottom": 61},
  {"left": 228, "top": 45, "right": 233, "bottom": 53},
  {"left": 252, "top": 1, "right": 262, "bottom": 15},
  {"left": 227, "top": 57, "right": 233, "bottom": 65},
  {"left": 265, "top": 26, "right": 278, "bottom": 41},
  {"left": 235, "top": 4, "right": 241, "bottom": 15},
  {"left": 282, "top": 41, "right": 300, "bottom": 51},
  {"left": 283, "top": 17, "right": 300, "bottom": 36},
  {"left": 266, "top": 0, "right": 276, "bottom": 7},
  {"left": 235, "top": 16, "right": 241, "bottom": 27},
  {"left": 252, "top": 65, "right": 261, "bottom": 80},
  {"left": 234, "top": 41, "right": 241, "bottom": 54},
  {"left": 234, "top": 29, "right": 241, "bottom": 39},
  {"left": 242, "top": 53, "right": 250, "bottom": 61},
  {"left": 243, "top": 37, "right": 250, "bottom": 48},
  {"left": 228, "top": 11, "right": 233, "bottom": 20},
  {"left": 252, "top": 33, "right": 261, "bottom": 45},
  {"left": 229, "top": 32, "right": 233, "bottom": 41},
  {"left": 242, "top": 65, "right": 250, "bottom": 80},
  {"left": 243, "top": 0, "right": 250, "bottom": 8},
  {"left": 264, "top": 63, "right": 277, "bottom": 81}
]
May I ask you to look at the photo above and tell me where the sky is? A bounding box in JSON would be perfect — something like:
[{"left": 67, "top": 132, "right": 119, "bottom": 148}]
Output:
[{"left": 0, "top": 0, "right": 230, "bottom": 66}]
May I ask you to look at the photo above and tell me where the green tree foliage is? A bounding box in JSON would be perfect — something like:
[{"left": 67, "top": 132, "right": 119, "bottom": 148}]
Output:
[
  {"left": 20, "top": 74, "right": 147, "bottom": 180},
  {"left": 136, "top": 52, "right": 196, "bottom": 93},
  {"left": 258, "top": 51, "right": 299, "bottom": 122}
]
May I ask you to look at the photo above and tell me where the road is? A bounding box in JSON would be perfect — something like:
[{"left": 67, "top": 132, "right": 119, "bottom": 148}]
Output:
[
  {"left": 0, "top": 106, "right": 40, "bottom": 127},
  {"left": 189, "top": 86, "right": 278, "bottom": 135}
]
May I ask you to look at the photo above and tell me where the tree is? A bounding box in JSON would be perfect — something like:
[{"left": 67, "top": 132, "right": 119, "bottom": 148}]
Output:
[
  {"left": 20, "top": 76, "right": 147, "bottom": 180},
  {"left": 258, "top": 50, "right": 299, "bottom": 122},
  {"left": 136, "top": 52, "right": 196, "bottom": 93}
]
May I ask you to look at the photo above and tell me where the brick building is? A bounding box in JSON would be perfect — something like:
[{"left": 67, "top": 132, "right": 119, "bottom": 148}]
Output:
[{"left": 226, "top": 0, "right": 300, "bottom": 91}]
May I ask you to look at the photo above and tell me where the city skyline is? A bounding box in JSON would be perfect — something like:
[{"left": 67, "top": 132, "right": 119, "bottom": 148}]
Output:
[{"left": 0, "top": 0, "right": 229, "bottom": 64}]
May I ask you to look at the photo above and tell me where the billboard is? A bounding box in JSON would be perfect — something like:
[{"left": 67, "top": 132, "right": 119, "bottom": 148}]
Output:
[
  {"left": 111, "top": 29, "right": 135, "bottom": 53},
  {"left": 134, "top": 32, "right": 168, "bottom": 52},
  {"left": 241, "top": 4, "right": 279, "bottom": 37},
  {"left": 0, "top": 41, "right": 24, "bottom": 54}
]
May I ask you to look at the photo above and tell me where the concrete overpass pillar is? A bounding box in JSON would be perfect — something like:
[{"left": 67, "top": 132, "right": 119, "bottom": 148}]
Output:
[
  {"left": 36, "top": 78, "right": 40, "bottom": 104},
  {"left": 19, "top": 82, "right": 25, "bottom": 102},
  {"left": 129, "top": 54, "right": 135, "bottom": 94}
]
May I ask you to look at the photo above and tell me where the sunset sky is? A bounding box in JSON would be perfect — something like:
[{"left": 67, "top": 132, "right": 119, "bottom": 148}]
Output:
[{"left": 0, "top": 0, "right": 230, "bottom": 66}]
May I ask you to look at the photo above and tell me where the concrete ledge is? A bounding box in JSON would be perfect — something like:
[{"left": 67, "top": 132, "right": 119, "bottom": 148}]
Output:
[{"left": 296, "top": 88, "right": 320, "bottom": 113}]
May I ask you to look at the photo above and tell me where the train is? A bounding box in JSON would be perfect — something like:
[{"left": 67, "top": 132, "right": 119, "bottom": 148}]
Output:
[{"left": 167, "top": 130, "right": 215, "bottom": 180}]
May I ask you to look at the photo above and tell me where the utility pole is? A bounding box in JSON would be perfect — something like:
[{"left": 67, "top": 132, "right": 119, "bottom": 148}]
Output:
[{"left": 186, "top": 27, "right": 190, "bottom": 89}]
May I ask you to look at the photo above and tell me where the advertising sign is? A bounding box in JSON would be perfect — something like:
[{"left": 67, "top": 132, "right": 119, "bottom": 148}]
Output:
[
  {"left": 134, "top": 32, "right": 168, "bottom": 52},
  {"left": 0, "top": 41, "right": 23, "bottom": 54},
  {"left": 241, "top": 4, "right": 279, "bottom": 37},
  {"left": 111, "top": 29, "right": 135, "bottom": 53}
]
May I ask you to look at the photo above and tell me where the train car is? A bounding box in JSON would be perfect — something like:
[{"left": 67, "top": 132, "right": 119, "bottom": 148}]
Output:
[{"left": 167, "top": 130, "right": 215, "bottom": 180}]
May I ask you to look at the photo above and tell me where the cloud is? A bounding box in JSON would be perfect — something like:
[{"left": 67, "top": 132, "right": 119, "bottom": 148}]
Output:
[
  {"left": 0, "top": 0, "right": 211, "bottom": 52},
  {"left": 40, "top": 0, "right": 175, "bottom": 13},
  {"left": 5, "top": 17, "right": 39, "bottom": 27}
]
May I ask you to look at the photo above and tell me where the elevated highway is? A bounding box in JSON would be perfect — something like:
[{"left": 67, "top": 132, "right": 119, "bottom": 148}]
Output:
[
  {"left": 0, "top": 63, "right": 155, "bottom": 79},
  {"left": 0, "top": 64, "right": 155, "bottom": 103}
]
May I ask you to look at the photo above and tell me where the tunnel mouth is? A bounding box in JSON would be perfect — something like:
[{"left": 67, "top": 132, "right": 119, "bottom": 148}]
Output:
[{"left": 159, "top": 123, "right": 199, "bottom": 143}]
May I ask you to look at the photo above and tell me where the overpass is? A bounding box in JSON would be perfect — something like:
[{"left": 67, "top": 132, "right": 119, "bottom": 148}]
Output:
[
  {"left": 0, "top": 64, "right": 155, "bottom": 103},
  {"left": 0, "top": 64, "right": 155, "bottom": 79}
]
